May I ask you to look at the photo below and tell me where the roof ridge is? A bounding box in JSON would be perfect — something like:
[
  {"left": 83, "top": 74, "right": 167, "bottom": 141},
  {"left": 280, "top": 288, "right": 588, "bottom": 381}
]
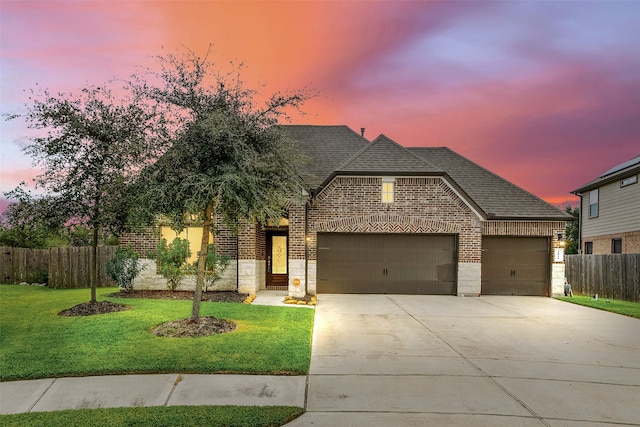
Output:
[
  {"left": 337, "top": 134, "right": 440, "bottom": 172},
  {"left": 278, "top": 124, "right": 369, "bottom": 142}
]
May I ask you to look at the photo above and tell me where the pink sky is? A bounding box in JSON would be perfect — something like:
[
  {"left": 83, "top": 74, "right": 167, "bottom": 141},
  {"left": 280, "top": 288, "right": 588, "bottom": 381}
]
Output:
[{"left": 2, "top": 1, "right": 639, "bottom": 211}]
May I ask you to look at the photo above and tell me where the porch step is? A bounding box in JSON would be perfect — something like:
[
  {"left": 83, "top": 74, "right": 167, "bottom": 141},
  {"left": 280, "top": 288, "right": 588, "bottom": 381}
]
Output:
[{"left": 265, "top": 286, "right": 288, "bottom": 291}]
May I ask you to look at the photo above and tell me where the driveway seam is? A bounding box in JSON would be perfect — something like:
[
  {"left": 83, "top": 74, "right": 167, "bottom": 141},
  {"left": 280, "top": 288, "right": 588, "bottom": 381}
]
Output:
[{"left": 387, "top": 295, "right": 552, "bottom": 427}]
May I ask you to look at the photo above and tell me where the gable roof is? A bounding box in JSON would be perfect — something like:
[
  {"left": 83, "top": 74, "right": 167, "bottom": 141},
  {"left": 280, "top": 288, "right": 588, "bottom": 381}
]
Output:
[
  {"left": 279, "top": 125, "right": 572, "bottom": 221},
  {"left": 572, "top": 154, "right": 640, "bottom": 194},
  {"left": 410, "top": 147, "right": 572, "bottom": 220},
  {"left": 336, "top": 134, "right": 442, "bottom": 175}
]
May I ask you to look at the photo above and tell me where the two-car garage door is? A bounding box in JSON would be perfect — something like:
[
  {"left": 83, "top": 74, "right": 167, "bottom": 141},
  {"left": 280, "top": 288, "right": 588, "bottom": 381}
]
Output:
[
  {"left": 317, "top": 233, "right": 457, "bottom": 295},
  {"left": 316, "top": 233, "right": 550, "bottom": 296}
]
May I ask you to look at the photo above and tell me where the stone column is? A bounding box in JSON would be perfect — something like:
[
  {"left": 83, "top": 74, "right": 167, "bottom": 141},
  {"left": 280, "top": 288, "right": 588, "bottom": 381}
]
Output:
[{"left": 237, "top": 223, "right": 261, "bottom": 295}]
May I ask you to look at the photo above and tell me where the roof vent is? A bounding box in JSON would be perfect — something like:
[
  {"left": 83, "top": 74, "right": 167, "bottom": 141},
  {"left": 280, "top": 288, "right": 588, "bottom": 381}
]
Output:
[{"left": 360, "top": 127, "right": 365, "bottom": 137}]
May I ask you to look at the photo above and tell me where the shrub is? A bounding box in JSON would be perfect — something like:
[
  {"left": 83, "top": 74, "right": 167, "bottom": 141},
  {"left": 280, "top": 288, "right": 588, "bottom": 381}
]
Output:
[
  {"left": 196, "top": 244, "right": 231, "bottom": 292},
  {"left": 106, "top": 246, "right": 141, "bottom": 292},
  {"left": 156, "top": 237, "right": 191, "bottom": 290}
]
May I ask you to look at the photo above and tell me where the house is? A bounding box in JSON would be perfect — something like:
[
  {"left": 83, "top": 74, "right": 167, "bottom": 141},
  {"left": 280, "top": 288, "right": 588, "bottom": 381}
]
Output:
[
  {"left": 571, "top": 155, "right": 640, "bottom": 254},
  {"left": 121, "top": 125, "right": 573, "bottom": 296}
]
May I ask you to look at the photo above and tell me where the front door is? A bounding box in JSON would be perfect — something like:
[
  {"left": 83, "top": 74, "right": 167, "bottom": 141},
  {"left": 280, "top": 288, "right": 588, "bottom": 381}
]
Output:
[{"left": 266, "top": 231, "right": 288, "bottom": 288}]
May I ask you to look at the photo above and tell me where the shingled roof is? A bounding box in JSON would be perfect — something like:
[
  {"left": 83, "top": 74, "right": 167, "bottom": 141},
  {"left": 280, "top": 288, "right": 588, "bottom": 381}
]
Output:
[
  {"left": 337, "top": 134, "right": 442, "bottom": 175},
  {"left": 280, "top": 125, "right": 571, "bottom": 221},
  {"left": 278, "top": 125, "right": 368, "bottom": 189},
  {"left": 572, "top": 154, "right": 640, "bottom": 194},
  {"left": 410, "top": 147, "right": 572, "bottom": 220}
]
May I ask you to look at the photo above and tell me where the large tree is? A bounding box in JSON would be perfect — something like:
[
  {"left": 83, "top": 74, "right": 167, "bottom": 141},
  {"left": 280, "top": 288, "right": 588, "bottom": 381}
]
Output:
[
  {"left": 134, "top": 47, "right": 313, "bottom": 320},
  {"left": 564, "top": 205, "right": 580, "bottom": 254},
  {"left": 8, "top": 85, "right": 163, "bottom": 303},
  {"left": 0, "top": 185, "right": 65, "bottom": 248}
]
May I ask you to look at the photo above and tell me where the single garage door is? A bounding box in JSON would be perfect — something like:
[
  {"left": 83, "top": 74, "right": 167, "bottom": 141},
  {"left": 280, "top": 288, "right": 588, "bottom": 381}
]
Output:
[
  {"left": 481, "top": 237, "right": 549, "bottom": 296},
  {"left": 317, "top": 233, "right": 457, "bottom": 294}
]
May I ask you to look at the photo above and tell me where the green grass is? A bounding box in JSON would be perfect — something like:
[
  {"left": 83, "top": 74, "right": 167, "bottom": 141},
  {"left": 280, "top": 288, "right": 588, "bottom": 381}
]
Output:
[
  {"left": 0, "top": 285, "right": 314, "bottom": 381},
  {"left": 0, "top": 405, "right": 304, "bottom": 427},
  {"left": 556, "top": 295, "right": 640, "bottom": 319}
]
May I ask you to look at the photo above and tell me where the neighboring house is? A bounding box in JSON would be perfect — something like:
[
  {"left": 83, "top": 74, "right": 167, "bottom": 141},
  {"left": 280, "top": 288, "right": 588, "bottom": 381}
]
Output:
[
  {"left": 572, "top": 155, "right": 640, "bottom": 255},
  {"left": 121, "top": 125, "right": 573, "bottom": 296}
]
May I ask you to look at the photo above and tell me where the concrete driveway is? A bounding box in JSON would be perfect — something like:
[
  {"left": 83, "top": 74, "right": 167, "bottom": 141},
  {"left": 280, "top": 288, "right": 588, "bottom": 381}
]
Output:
[{"left": 288, "top": 295, "right": 640, "bottom": 426}]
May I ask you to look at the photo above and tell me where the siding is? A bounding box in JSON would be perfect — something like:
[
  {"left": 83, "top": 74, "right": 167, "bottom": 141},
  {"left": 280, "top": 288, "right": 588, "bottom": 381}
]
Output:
[{"left": 582, "top": 178, "right": 640, "bottom": 238}]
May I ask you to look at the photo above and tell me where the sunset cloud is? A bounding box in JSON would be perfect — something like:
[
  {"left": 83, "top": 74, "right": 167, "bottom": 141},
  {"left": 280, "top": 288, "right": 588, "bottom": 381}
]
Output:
[{"left": 1, "top": 0, "right": 638, "bottom": 208}]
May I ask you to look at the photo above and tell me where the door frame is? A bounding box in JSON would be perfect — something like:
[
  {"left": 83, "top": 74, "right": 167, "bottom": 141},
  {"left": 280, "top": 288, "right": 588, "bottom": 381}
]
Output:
[{"left": 266, "top": 230, "right": 288, "bottom": 289}]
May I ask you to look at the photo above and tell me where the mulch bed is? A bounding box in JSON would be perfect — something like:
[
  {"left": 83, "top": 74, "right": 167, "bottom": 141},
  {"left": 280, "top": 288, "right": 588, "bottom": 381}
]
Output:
[
  {"left": 58, "top": 301, "right": 131, "bottom": 316},
  {"left": 151, "top": 316, "right": 237, "bottom": 338},
  {"left": 108, "top": 290, "right": 249, "bottom": 303},
  {"left": 58, "top": 290, "right": 244, "bottom": 337}
]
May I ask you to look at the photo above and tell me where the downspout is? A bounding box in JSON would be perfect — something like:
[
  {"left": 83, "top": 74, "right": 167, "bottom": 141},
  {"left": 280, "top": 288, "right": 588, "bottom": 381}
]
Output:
[
  {"left": 236, "top": 238, "right": 239, "bottom": 291},
  {"left": 305, "top": 196, "right": 309, "bottom": 294}
]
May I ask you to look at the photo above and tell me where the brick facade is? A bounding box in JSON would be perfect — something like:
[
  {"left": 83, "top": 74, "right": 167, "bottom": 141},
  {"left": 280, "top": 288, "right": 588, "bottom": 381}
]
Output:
[
  {"left": 119, "top": 227, "right": 160, "bottom": 256},
  {"left": 121, "top": 180, "right": 568, "bottom": 296},
  {"left": 288, "top": 205, "right": 306, "bottom": 260},
  {"left": 307, "top": 176, "right": 482, "bottom": 263},
  {"left": 584, "top": 230, "right": 640, "bottom": 254}
]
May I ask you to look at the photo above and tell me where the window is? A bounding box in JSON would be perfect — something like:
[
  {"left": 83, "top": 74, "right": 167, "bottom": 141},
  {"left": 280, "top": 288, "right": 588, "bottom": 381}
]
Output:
[
  {"left": 621, "top": 175, "right": 638, "bottom": 187},
  {"left": 160, "top": 226, "right": 213, "bottom": 264},
  {"left": 612, "top": 238, "right": 622, "bottom": 254},
  {"left": 585, "top": 242, "right": 593, "bottom": 254},
  {"left": 382, "top": 177, "right": 394, "bottom": 203},
  {"left": 588, "top": 189, "right": 599, "bottom": 218}
]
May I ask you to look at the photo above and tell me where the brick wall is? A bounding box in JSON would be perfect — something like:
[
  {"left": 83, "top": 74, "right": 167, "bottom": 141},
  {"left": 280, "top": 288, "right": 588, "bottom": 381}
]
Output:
[
  {"left": 307, "top": 176, "right": 482, "bottom": 263},
  {"left": 482, "top": 221, "right": 566, "bottom": 237},
  {"left": 119, "top": 227, "right": 160, "bottom": 256},
  {"left": 212, "top": 217, "right": 238, "bottom": 258},
  {"left": 584, "top": 230, "right": 640, "bottom": 254},
  {"left": 288, "top": 204, "right": 306, "bottom": 260}
]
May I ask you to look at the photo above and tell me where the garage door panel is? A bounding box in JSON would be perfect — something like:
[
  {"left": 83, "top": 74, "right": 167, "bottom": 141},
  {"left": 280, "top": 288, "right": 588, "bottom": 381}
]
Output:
[
  {"left": 481, "top": 237, "right": 549, "bottom": 296},
  {"left": 317, "top": 233, "right": 457, "bottom": 295}
]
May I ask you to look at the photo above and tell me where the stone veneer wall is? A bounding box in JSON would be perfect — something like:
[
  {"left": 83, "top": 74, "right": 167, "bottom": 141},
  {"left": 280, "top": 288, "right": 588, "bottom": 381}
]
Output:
[{"left": 306, "top": 176, "right": 483, "bottom": 295}]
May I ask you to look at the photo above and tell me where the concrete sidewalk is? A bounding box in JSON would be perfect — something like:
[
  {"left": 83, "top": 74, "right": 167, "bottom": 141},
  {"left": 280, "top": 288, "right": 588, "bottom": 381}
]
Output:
[{"left": 1, "top": 374, "right": 306, "bottom": 414}]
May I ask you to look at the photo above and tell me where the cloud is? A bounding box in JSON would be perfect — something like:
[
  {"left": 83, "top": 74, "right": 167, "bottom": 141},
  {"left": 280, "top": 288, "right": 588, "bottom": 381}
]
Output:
[{"left": 2, "top": 0, "right": 639, "bottom": 208}]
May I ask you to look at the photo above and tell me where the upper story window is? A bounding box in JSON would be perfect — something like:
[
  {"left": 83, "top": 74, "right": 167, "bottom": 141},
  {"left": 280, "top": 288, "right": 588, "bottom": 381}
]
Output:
[
  {"left": 382, "top": 177, "right": 395, "bottom": 203},
  {"left": 588, "top": 189, "right": 599, "bottom": 218},
  {"left": 621, "top": 175, "right": 637, "bottom": 187}
]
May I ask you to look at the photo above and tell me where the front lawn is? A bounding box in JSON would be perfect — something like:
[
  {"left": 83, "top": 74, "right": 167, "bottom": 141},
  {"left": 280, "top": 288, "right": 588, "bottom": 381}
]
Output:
[
  {"left": 0, "top": 405, "right": 303, "bottom": 427},
  {"left": 556, "top": 295, "right": 640, "bottom": 319},
  {"left": 0, "top": 285, "right": 314, "bottom": 381}
]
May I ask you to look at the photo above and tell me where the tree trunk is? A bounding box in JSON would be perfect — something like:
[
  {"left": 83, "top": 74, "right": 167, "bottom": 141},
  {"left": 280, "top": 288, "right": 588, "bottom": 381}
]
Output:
[
  {"left": 192, "top": 202, "right": 213, "bottom": 320},
  {"left": 91, "top": 227, "right": 98, "bottom": 303}
]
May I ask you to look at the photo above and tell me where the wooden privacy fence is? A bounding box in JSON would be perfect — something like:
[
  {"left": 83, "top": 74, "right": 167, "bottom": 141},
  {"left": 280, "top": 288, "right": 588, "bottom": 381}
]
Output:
[
  {"left": 565, "top": 254, "right": 640, "bottom": 302},
  {"left": 1, "top": 246, "right": 117, "bottom": 289}
]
